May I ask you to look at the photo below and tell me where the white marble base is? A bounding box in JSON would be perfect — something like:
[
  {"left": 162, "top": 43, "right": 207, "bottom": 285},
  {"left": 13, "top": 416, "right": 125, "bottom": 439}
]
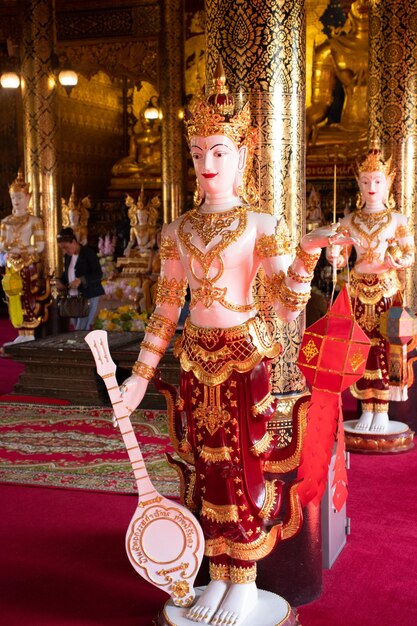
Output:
[
  {"left": 344, "top": 419, "right": 410, "bottom": 436},
  {"left": 160, "top": 586, "right": 295, "bottom": 626},
  {"left": 344, "top": 420, "right": 414, "bottom": 453}
]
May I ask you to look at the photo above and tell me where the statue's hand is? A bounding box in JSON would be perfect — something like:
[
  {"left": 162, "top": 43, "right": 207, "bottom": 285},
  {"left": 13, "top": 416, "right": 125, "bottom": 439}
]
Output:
[
  {"left": 384, "top": 252, "right": 404, "bottom": 270},
  {"left": 119, "top": 374, "right": 149, "bottom": 415},
  {"left": 302, "top": 223, "right": 358, "bottom": 253}
]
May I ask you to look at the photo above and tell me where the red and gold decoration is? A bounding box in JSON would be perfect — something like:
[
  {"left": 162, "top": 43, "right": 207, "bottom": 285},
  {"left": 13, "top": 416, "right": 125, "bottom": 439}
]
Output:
[
  {"left": 379, "top": 304, "right": 417, "bottom": 395},
  {"left": 296, "top": 285, "right": 371, "bottom": 511}
]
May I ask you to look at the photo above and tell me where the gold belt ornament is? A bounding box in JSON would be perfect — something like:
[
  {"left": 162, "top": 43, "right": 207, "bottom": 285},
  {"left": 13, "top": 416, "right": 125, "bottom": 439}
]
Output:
[{"left": 349, "top": 269, "right": 400, "bottom": 305}]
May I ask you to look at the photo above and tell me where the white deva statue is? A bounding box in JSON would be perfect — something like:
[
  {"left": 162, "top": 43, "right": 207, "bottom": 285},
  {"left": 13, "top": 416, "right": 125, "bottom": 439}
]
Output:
[{"left": 119, "top": 61, "right": 354, "bottom": 625}]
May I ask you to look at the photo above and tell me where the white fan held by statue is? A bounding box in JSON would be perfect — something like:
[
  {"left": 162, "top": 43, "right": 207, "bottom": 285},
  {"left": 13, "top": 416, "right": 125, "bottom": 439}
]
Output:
[{"left": 85, "top": 330, "right": 204, "bottom": 608}]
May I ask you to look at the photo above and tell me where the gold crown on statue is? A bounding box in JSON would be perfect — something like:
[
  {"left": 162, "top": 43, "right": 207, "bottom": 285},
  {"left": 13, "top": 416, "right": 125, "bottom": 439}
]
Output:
[
  {"left": 9, "top": 169, "right": 30, "bottom": 194},
  {"left": 185, "top": 58, "right": 252, "bottom": 148},
  {"left": 356, "top": 138, "right": 395, "bottom": 177}
]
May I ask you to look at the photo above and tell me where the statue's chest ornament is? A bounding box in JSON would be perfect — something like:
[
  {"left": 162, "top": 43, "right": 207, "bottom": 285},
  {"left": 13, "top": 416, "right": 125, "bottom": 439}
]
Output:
[
  {"left": 350, "top": 209, "right": 392, "bottom": 264},
  {"left": 178, "top": 207, "right": 254, "bottom": 312}
]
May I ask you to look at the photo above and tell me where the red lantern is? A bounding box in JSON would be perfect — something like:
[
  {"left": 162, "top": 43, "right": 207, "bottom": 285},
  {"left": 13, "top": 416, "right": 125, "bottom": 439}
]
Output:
[{"left": 296, "top": 285, "right": 371, "bottom": 511}]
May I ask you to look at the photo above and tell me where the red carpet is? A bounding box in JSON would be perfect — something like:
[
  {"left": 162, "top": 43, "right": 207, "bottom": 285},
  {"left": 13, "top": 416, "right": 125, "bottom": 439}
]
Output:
[
  {"left": 298, "top": 446, "right": 417, "bottom": 626},
  {"left": 0, "top": 402, "right": 178, "bottom": 496},
  {"left": 2, "top": 450, "right": 416, "bottom": 625}
]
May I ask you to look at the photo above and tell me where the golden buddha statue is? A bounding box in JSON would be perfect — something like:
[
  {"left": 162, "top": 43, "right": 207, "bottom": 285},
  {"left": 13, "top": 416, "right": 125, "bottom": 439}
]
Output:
[
  {"left": 110, "top": 113, "right": 162, "bottom": 185},
  {"left": 306, "top": 0, "right": 369, "bottom": 161},
  {"left": 61, "top": 184, "right": 90, "bottom": 245}
]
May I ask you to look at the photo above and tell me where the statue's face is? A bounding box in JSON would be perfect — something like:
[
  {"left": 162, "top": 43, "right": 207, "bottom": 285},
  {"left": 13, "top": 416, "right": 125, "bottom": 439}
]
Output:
[
  {"left": 69, "top": 209, "right": 80, "bottom": 225},
  {"left": 137, "top": 208, "right": 149, "bottom": 225},
  {"left": 190, "top": 134, "right": 242, "bottom": 197},
  {"left": 10, "top": 191, "right": 30, "bottom": 216},
  {"left": 358, "top": 171, "right": 389, "bottom": 209}
]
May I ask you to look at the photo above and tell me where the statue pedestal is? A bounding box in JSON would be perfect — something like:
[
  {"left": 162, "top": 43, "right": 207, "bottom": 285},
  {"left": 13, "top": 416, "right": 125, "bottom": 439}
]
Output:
[
  {"left": 344, "top": 420, "right": 414, "bottom": 453},
  {"left": 156, "top": 587, "right": 299, "bottom": 626}
]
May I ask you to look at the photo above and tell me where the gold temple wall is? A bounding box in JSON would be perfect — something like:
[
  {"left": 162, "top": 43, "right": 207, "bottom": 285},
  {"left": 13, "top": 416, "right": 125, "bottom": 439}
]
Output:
[{"left": 58, "top": 72, "right": 124, "bottom": 199}]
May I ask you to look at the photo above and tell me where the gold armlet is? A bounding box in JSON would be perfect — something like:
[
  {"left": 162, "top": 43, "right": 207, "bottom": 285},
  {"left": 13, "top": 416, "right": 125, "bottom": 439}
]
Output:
[
  {"left": 277, "top": 280, "right": 311, "bottom": 312},
  {"left": 287, "top": 266, "right": 314, "bottom": 283},
  {"left": 160, "top": 236, "right": 180, "bottom": 261},
  {"left": 132, "top": 361, "right": 156, "bottom": 381},
  {"left": 296, "top": 244, "right": 320, "bottom": 274},
  {"left": 395, "top": 224, "right": 413, "bottom": 239},
  {"left": 146, "top": 312, "right": 177, "bottom": 341},
  {"left": 141, "top": 340, "right": 165, "bottom": 358},
  {"left": 155, "top": 276, "right": 188, "bottom": 307}
]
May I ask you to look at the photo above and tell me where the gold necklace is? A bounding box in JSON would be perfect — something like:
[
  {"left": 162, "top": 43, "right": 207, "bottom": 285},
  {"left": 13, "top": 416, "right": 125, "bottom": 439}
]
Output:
[
  {"left": 188, "top": 206, "right": 244, "bottom": 246},
  {"left": 355, "top": 208, "right": 391, "bottom": 230}
]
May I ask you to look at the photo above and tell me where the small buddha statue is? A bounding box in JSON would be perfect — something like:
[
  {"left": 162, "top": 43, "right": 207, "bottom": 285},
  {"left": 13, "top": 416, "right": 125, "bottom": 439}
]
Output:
[
  {"left": 123, "top": 191, "right": 159, "bottom": 258},
  {"left": 306, "top": 0, "right": 369, "bottom": 160},
  {"left": 111, "top": 113, "right": 162, "bottom": 182},
  {"left": 0, "top": 170, "right": 50, "bottom": 342},
  {"left": 61, "top": 184, "right": 90, "bottom": 245}
]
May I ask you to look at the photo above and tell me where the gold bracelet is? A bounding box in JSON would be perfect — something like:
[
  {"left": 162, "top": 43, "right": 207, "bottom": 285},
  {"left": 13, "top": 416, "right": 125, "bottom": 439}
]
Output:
[
  {"left": 132, "top": 361, "right": 156, "bottom": 381},
  {"left": 277, "top": 280, "right": 310, "bottom": 312},
  {"left": 287, "top": 265, "right": 314, "bottom": 283},
  {"left": 296, "top": 244, "right": 320, "bottom": 274},
  {"left": 141, "top": 340, "right": 165, "bottom": 358},
  {"left": 155, "top": 276, "right": 188, "bottom": 307},
  {"left": 146, "top": 312, "right": 177, "bottom": 341}
]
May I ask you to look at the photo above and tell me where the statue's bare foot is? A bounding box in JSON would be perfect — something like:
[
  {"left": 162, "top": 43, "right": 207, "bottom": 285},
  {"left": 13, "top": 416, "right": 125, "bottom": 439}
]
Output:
[
  {"left": 371, "top": 412, "right": 389, "bottom": 433},
  {"left": 210, "top": 582, "right": 258, "bottom": 626},
  {"left": 186, "top": 580, "right": 230, "bottom": 623},
  {"left": 354, "top": 411, "right": 373, "bottom": 432}
]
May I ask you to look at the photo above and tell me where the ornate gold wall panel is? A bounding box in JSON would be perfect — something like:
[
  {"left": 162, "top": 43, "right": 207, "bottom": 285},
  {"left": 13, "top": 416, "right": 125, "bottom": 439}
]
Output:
[
  {"left": 21, "top": 0, "right": 59, "bottom": 273},
  {"left": 57, "top": 3, "right": 160, "bottom": 40},
  {"left": 368, "top": 0, "right": 417, "bottom": 307},
  {"left": 59, "top": 40, "right": 158, "bottom": 85},
  {"left": 160, "top": 0, "right": 186, "bottom": 223},
  {"left": 205, "top": 0, "right": 306, "bottom": 395}
]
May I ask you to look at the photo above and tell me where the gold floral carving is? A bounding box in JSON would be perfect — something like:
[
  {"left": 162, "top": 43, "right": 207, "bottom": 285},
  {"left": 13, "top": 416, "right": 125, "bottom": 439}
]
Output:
[
  {"left": 250, "top": 431, "right": 274, "bottom": 457},
  {"left": 160, "top": 236, "right": 180, "bottom": 261},
  {"left": 209, "top": 563, "right": 230, "bottom": 581},
  {"left": 230, "top": 564, "right": 257, "bottom": 584},
  {"left": 204, "top": 525, "right": 281, "bottom": 561},
  {"left": 295, "top": 244, "right": 320, "bottom": 274},
  {"left": 259, "top": 480, "right": 278, "bottom": 520},
  {"left": 251, "top": 392, "right": 275, "bottom": 417},
  {"left": 201, "top": 500, "right": 239, "bottom": 524},
  {"left": 200, "top": 445, "right": 232, "bottom": 463}
]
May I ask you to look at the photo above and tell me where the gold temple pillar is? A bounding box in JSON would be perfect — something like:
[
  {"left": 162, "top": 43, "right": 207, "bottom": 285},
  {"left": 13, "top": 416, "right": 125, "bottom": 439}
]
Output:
[
  {"left": 20, "top": 0, "right": 60, "bottom": 273},
  {"left": 206, "top": 0, "right": 307, "bottom": 403},
  {"left": 368, "top": 0, "right": 417, "bottom": 307},
  {"left": 159, "top": 0, "right": 186, "bottom": 223}
]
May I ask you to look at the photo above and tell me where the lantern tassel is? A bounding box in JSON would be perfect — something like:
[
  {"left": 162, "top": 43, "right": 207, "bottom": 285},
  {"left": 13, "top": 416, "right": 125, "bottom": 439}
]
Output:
[{"left": 297, "top": 389, "right": 344, "bottom": 509}]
